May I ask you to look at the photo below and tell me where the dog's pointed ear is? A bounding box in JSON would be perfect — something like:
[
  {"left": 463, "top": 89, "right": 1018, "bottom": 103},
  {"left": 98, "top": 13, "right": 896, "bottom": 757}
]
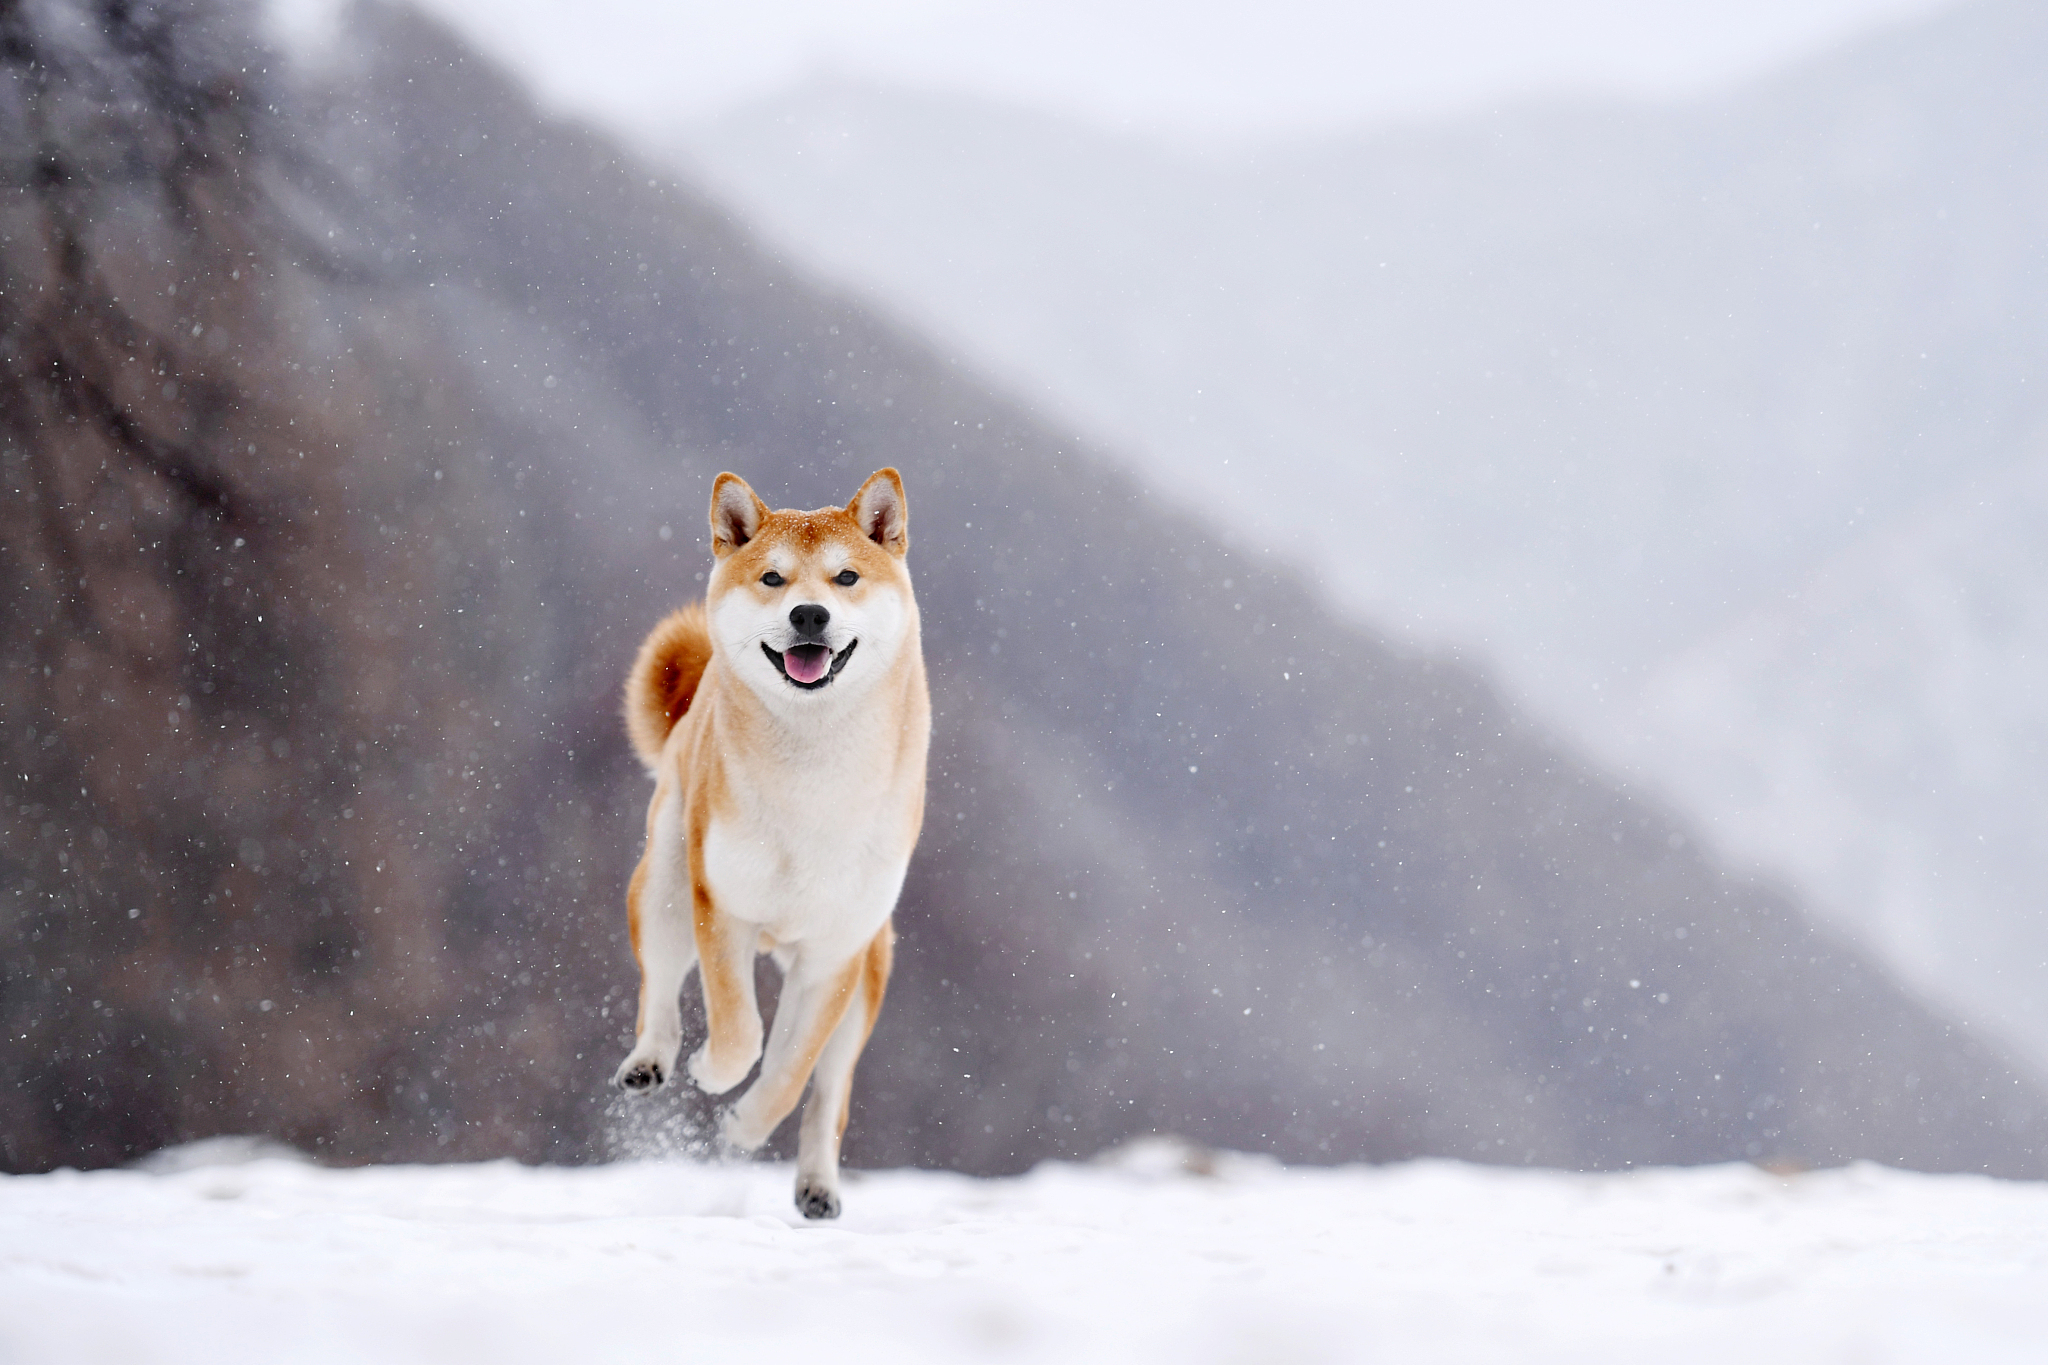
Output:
[
  {"left": 710, "top": 472, "right": 767, "bottom": 557},
  {"left": 847, "top": 468, "right": 908, "bottom": 557}
]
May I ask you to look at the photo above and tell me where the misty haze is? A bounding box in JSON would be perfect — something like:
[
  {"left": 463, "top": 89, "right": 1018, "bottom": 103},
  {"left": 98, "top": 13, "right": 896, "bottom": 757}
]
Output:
[{"left": 2, "top": 2, "right": 2044, "bottom": 1362}]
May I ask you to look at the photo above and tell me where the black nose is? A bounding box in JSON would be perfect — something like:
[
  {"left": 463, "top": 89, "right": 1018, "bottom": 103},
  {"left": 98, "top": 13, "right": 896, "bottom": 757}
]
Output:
[{"left": 788, "top": 603, "right": 830, "bottom": 640}]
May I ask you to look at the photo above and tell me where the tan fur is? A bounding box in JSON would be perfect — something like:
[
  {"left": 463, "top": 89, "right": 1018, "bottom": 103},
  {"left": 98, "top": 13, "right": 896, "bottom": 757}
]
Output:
[
  {"left": 622, "top": 604, "right": 712, "bottom": 771},
  {"left": 611, "top": 468, "right": 929, "bottom": 1220},
  {"left": 839, "top": 924, "right": 895, "bottom": 1139},
  {"left": 732, "top": 953, "right": 865, "bottom": 1136},
  {"left": 625, "top": 857, "right": 650, "bottom": 1032}
]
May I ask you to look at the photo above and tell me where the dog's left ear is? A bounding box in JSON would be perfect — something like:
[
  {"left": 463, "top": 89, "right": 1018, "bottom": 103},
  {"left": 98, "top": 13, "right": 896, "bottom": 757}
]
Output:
[{"left": 847, "top": 468, "right": 908, "bottom": 557}]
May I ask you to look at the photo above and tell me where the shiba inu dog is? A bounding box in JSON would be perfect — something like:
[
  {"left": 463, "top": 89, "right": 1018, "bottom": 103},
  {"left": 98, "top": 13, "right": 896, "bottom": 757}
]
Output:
[{"left": 612, "top": 468, "right": 929, "bottom": 1219}]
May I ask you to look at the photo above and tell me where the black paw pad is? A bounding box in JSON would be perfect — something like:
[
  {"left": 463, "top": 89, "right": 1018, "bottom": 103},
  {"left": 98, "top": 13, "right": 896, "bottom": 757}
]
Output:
[
  {"left": 618, "top": 1062, "right": 663, "bottom": 1093},
  {"left": 795, "top": 1182, "right": 841, "bottom": 1221}
]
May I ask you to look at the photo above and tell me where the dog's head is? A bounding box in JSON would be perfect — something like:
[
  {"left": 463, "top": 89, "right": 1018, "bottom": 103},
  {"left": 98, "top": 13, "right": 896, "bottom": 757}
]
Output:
[{"left": 703, "top": 468, "right": 917, "bottom": 706}]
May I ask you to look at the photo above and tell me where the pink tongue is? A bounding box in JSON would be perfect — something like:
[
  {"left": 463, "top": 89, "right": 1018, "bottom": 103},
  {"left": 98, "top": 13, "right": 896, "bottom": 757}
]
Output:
[{"left": 784, "top": 645, "right": 831, "bottom": 683}]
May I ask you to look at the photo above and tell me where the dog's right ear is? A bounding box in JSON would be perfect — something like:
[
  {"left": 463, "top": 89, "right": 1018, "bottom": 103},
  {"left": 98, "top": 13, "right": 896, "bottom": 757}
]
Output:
[{"left": 710, "top": 473, "right": 767, "bottom": 557}]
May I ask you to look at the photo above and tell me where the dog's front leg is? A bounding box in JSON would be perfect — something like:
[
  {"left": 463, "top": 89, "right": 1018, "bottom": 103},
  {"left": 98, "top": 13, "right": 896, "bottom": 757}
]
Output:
[
  {"left": 686, "top": 898, "right": 764, "bottom": 1095},
  {"left": 613, "top": 784, "right": 694, "bottom": 1093},
  {"left": 719, "top": 949, "right": 862, "bottom": 1163}
]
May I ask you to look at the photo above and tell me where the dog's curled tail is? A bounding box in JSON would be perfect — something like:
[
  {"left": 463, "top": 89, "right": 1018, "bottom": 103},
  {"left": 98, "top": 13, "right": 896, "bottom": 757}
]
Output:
[{"left": 623, "top": 603, "right": 712, "bottom": 771}]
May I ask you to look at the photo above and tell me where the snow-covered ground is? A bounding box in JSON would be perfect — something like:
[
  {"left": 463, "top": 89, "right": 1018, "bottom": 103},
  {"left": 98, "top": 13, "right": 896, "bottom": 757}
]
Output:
[{"left": 5, "top": 1141, "right": 2046, "bottom": 1364}]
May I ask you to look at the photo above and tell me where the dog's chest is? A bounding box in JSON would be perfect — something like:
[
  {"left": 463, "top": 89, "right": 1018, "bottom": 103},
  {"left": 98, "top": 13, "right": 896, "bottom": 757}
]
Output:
[{"left": 700, "top": 739, "right": 913, "bottom": 950}]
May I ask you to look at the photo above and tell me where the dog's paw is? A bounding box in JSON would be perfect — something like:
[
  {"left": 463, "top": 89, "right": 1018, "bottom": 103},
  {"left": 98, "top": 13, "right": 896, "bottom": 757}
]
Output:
[
  {"left": 717, "top": 1106, "right": 766, "bottom": 1155},
  {"left": 686, "top": 1043, "right": 753, "bottom": 1096},
  {"left": 612, "top": 1053, "right": 666, "bottom": 1095},
  {"left": 794, "top": 1177, "right": 841, "bottom": 1221}
]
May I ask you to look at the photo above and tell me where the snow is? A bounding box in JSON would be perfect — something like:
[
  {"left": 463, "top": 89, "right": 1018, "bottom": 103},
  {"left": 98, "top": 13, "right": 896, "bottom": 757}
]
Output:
[{"left": 5, "top": 1143, "right": 2047, "bottom": 1364}]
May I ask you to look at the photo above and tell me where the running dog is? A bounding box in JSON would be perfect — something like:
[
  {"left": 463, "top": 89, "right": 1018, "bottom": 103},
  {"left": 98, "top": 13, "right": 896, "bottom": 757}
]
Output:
[{"left": 612, "top": 468, "right": 929, "bottom": 1219}]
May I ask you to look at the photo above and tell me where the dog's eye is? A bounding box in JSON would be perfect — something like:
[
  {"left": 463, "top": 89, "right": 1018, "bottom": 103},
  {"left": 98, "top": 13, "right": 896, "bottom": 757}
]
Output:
[
  {"left": 760, "top": 571, "right": 785, "bottom": 588},
  {"left": 834, "top": 570, "right": 859, "bottom": 587}
]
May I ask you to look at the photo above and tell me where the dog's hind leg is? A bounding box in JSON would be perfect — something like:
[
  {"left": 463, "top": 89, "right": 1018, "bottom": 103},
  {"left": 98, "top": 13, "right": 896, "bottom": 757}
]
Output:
[
  {"left": 614, "top": 783, "right": 695, "bottom": 1093},
  {"left": 789, "top": 923, "right": 894, "bottom": 1220},
  {"left": 717, "top": 944, "right": 864, "bottom": 1163}
]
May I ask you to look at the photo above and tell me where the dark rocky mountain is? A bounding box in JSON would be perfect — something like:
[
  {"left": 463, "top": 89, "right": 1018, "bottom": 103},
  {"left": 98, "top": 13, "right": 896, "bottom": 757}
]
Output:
[{"left": 3, "top": 0, "right": 2041, "bottom": 1176}]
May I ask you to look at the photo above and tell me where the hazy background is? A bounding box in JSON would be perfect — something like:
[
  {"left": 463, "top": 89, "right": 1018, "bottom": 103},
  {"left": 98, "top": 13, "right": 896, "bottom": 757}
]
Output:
[
  {"left": 665, "top": 0, "right": 2048, "bottom": 1070},
  {"left": 4, "top": 0, "right": 2042, "bottom": 1178},
  {"left": 263, "top": 1, "right": 2048, "bottom": 1066},
  {"left": 270, "top": 0, "right": 1949, "bottom": 138}
]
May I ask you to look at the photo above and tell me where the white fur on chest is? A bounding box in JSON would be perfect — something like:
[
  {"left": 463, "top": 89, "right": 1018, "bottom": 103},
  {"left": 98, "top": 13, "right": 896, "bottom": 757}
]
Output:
[{"left": 700, "top": 713, "right": 914, "bottom": 956}]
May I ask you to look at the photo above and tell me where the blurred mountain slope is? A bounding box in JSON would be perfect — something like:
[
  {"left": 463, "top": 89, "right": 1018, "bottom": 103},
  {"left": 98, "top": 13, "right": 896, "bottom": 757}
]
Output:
[
  {"left": 1629, "top": 456, "right": 2048, "bottom": 1046},
  {"left": 2, "top": 0, "right": 2040, "bottom": 1176},
  {"left": 673, "top": 0, "right": 2048, "bottom": 1059},
  {"left": 0, "top": 0, "right": 630, "bottom": 1167}
]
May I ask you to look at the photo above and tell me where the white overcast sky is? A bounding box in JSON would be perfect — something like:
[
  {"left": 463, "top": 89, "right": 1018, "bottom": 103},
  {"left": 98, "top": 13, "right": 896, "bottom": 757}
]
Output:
[{"left": 271, "top": 0, "right": 1953, "bottom": 141}]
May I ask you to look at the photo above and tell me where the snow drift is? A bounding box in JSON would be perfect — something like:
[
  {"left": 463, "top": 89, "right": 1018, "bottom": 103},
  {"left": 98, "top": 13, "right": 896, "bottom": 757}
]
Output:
[{"left": 3, "top": 1146, "right": 2046, "bottom": 1364}]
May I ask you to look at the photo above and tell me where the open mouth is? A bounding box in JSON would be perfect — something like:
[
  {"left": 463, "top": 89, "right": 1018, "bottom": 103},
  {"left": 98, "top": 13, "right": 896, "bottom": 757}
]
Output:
[{"left": 763, "top": 639, "right": 858, "bottom": 690}]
